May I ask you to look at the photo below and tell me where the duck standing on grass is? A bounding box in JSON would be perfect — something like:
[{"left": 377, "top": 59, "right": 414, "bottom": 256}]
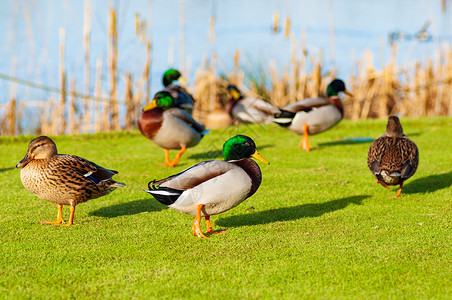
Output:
[
  {"left": 273, "top": 79, "right": 352, "bottom": 151},
  {"left": 367, "top": 116, "right": 419, "bottom": 198},
  {"left": 138, "top": 91, "right": 209, "bottom": 167},
  {"left": 144, "top": 135, "right": 269, "bottom": 238},
  {"left": 226, "top": 84, "right": 280, "bottom": 124},
  {"left": 162, "top": 68, "right": 195, "bottom": 114},
  {"left": 16, "top": 136, "right": 125, "bottom": 226}
]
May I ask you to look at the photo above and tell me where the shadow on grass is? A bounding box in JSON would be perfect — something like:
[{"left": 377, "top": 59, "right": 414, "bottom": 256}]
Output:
[
  {"left": 188, "top": 144, "right": 273, "bottom": 160},
  {"left": 318, "top": 138, "right": 374, "bottom": 147},
  {"left": 403, "top": 171, "right": 452, "bottom": 194},
  {"left": 0, "top": 167, "right": 15, "bottom": 172},
  {"left": 89, "top": 198, "right": 165, "bottom": 218},
  {"left": 217, "top": 195, "right": 369, "bottom": 228}
]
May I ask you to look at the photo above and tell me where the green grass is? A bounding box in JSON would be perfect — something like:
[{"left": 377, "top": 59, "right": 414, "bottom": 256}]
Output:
[{"left": 0, "top": 118, "right": 451, "bottom": 299}]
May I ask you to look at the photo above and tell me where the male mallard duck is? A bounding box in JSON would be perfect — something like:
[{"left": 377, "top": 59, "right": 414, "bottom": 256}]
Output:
[
  {"left": 367, "top": 116, "right": 419, "bottom": 198},
  {"left": 226, "top": 84, "right": 280, "bottom": 124},
  {"left": 16, "top": 136, "right": 125, "bottom": 226},
  {"left": 273, "top": 79, "right": 352, "bottom": 151},
  {"left": 144, "top": 135, "right": 269, "bottom": 238},
  {"left": 137, "top": 91, "right": 208, "bottom": 167},
  {"left": 162, "top": 68, "right": 195, "bottom": 114}
]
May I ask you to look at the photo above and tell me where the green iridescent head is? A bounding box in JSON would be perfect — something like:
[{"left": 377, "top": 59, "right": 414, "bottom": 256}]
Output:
[
  {"left": 143, "top": 91, "right": 174, "bottom": 112},
  {"left": 162, "top": 69, "right": 182, "bottom": 87},
  {"left": 222, "top": 135, "right": 269, "bottom": 164},
  {"left": 326, "top": 79, "right": 352, "bottom": 97}
]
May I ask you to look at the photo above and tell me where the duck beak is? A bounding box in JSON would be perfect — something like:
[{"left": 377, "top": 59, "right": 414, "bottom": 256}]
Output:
[
  {"left": 143, "top": 99, "right": 158, "bottom": 112},
  {"left": 251, "top": 150, "right": 270, "bottom": 165},
  {"left": 16, "top": 153, "right": 31, "bottom": 168},
  {"left": 230, "top": 90, "right": 241, "bottom": 101},
  {"left": 344, "top": 89, "right": 353, "bottom": 97},
  {"left": 178, "top": 77, "right": 187, "bottom": 86}
]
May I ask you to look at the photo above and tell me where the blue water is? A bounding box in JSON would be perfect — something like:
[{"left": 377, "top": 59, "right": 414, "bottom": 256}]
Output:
[{"left": 0, "top": 0, "right": 450, "bottom": 106}]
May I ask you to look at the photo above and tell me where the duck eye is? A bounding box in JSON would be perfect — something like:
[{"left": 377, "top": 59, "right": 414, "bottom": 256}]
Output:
[{"left": 244, "top": 142, "right": 250, "bottom": 147}]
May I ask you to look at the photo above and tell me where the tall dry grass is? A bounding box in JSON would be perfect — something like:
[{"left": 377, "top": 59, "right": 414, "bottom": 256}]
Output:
[{"left": 1, "top": 9, "right": 451, "bottom": 137}]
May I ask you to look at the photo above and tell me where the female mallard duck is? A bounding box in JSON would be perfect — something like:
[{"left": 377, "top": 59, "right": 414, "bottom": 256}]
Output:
[
  {"left": 162, "top": 68, "right": 195, "bottom": 114},
  {"left": 273, "top": 79, "right": 352, "bottom": 151},
  {"left": 16, "top": 136, "right": 125, "bottom": 226},
  {"left": 367, "top": 116, "right": 419, "bottom": 198},
  {"left": 226, "top": 84, "right": 280, "bottom": 124},
  {"left": 137, "top": 91, "right": 208, "bottom": 167},
  {"left": 144, "top": 135, "right": 269, "bottom": 238}
]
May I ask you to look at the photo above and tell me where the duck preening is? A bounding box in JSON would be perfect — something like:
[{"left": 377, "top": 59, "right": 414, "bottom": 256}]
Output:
[
  {"left": 273, "top": 79, "right": 352, "bottom": 151},
  {"left": 144, "top": 135, "right": 269, "bottom": 238},
  {"left": 226, "top": 84, "right": 280, "bottom": 124},
  {"left": 367, "top": 116, "right": 419, "bottom": 197},
  {"left": 16, "top": 136, "right": 125, "bottom": 226},
  {"left": 137, "top": 91, "right": 209, "bottom": 167}
]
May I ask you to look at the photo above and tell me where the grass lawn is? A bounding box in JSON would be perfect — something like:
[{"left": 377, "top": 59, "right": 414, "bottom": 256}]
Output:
[{"left": 0, "top": 117, "right": 451, "bottom": 299}]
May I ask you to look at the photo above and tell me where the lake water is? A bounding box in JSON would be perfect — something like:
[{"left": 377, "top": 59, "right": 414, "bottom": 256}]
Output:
[{"left": 0, "top": 0, "right": 450, "bottom": 106}]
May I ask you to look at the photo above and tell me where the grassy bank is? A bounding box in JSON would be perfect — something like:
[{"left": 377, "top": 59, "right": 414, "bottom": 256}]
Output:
[{"left": 0, "top": 117, "right": 451, "bottom": 298}]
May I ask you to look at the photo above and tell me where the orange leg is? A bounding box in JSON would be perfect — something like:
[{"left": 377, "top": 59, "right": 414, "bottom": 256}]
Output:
[
  {"left": 62, "top": 206, "right": 75, "bottom": 226},
  {"left": 300, "top": 123, "right": 311, "bottom": 151},
  {"left": 159, "top": 149, "right": 172, "bottom": 166},
  {"left": 192, "top": 204, "right": 208, "bottom": 238},
  {"left": 205, "top": 215, "right": 227, "bottom": 234},
  {"left": 40, "top": 204, "right": 64, "bottom": 225},
  {"left": 168, "top": 146, "right": 186, "bottom": 167},
  {"left": 376, "top": 178, "right": 389, "bottom": 189},
  {"left": 393, "top": 182, "right": 403, "bottom": 198}
]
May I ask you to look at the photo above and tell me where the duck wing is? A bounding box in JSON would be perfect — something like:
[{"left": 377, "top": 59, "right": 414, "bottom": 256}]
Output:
[
  {"left": 145, "top": 160, "right": 234, "bottom": 205},
  {"left": 399, "top": 137, "right": 419, "bottom": 179},
  {"left": 58, "top": 154, "right": 118, "bottom": 184},
  {"left": 282, "top": 97, "right": 330, "bottom": 113},
  {"left": 166, "top": 108, "right": 206, "bottom": 134}
]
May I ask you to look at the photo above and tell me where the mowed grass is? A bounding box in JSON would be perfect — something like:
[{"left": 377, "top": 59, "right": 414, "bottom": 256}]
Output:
[{"left": 0, "top": 117, "right": 451, "bottom": 299}]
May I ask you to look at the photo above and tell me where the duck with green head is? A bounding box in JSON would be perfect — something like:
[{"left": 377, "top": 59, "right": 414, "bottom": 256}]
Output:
[
  {"left": 16, "top": 136, "right": 125, "bottom": 226},
  {"left": 137, "top": 91, "right": 208, "bottom": 167},
  {"left": 273, "top": 79, "right": 352, "bottom": 151},
  {"left": 162, "top": 68, "right": 195, "bottom": 114},
  {"left": 226, "top": 84, "right": 280, "bottom": 124},
  {"left": 367, "top": 116, "right": 419, "bottom": 198},
  {"left": 144, "top": 135, "right": 269, "bottom": 238}
]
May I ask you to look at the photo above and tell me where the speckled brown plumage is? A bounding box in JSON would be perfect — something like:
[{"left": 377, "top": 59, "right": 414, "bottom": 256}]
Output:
[
  {"left": 367, "top": 116, "right": 419, "bottom": 197},
  {"left": 16, "top": 136, "right": 125, "bottom": 225}
]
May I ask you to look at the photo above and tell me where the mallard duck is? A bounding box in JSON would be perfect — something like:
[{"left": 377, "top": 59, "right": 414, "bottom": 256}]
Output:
[
  {"left": 16, "top": 136, "right": 125, "bottom": 226},
  {"left": 144, "top": 135, "right": 269, "bottom": 238},
  {"left": 273, "top": 79, "right": 352, "bottom": 151},
  {"left": 137, "top": 91, "right": 208, "bottom": 167},
  {"left": 367, "top": 116, "right": 419, "bottom": 198},
  {"left": 226, "top": 84, "right": 280, "bottom": 124},
  {"left": 162, "top": 68, "right": 195, "bottom": 114}
]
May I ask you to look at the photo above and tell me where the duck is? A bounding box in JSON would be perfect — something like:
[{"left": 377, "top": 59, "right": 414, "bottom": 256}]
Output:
[
  {"left": 273, "top": 79, "right": 352, "bottom": 151},
  {"left": 16, "top": 136, "right": 125, "bottom": 226},
  {"left": 137, "top": 91, "right": 208, "bottom": 167},
  {"left": 226, "top": 84, "right": 280, "bottom": 124},
  {"left": 144, "top": 135, "right": 269, "bottom": 238},
  {"left": 367, "top": 116, "right": 419, "bottom": 198},
  {"left": 162, "top": 68, "right": 195, "bottom": 114}
]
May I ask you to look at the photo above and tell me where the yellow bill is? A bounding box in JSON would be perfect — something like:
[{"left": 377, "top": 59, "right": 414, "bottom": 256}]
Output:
[
  {"left": 252, "top": 150, "right": 270, "bottom": 165},
  {"left": 344, "top": 89, "right": 353, "bottom": 97},
  {"left": 143, "top": 99, "right": 158, "bottom": 112}
]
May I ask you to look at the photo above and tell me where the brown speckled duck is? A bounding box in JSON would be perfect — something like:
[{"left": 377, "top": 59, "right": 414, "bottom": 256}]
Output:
[
  {"left": 144, "top": 135, "right": 269, "bottom": 238},
  {"left": 137, "top": 91, "right": 208, "bottom": 167},
  {"left": 367, "top": 116, "right": 419, "bottom": 198},
  {"left": 16, "top": 136, "right": 125, "bottom": 226},
  {"left": 273, "top": 79, "right": 352, "bottom": 151}
]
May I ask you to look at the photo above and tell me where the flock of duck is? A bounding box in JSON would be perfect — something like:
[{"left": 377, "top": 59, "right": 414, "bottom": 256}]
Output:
[{"left": 15, "top": 69, "right": 419, "bottom": 238}]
